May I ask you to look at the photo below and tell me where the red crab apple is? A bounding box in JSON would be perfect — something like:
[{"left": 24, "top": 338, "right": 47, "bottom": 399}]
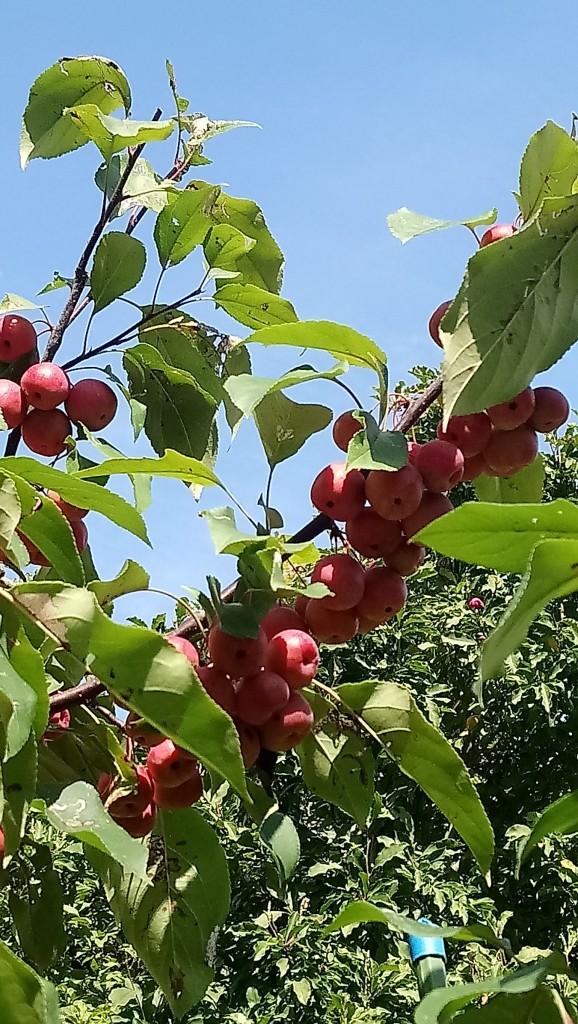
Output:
[
  {"left": 436, "top": 413, "right": 492, "bottom": 458},
  {"left": 46, "top": 490, "right": 88, "bottom": 521},
  {"left": 414, "top": 440, "right": 464, "bottom": 492},
  {"left": 259, "top": 691, "right": 314, "bottom": 751},
  {"left": 118, "top": 803, "right": 156, "bottom": 837},
  {"left": 480, "top": 223, "right": 516, "bottom": 246},
  {"left": 261, "top": 604, "right": 308, "bottom": 640},
  {"left": 0, "top": 380, "right": 27, "bottom": 428},
  {"left": 311, "top": 553, "right": 365, "bottom": 610},
  {"left": 385, "top": 541, "right": 426, "bottom": 576},
  {"left": 483, "top": 425, "right": 538, "bottom": 476},
  {"left": 461, "top": 452, "right": 487, "bottom": 481},
  {"left": 304, "top": 601, "right": 359, "bottom": 644},
  {"left": 356, "top": 566, "right": 407, "bottom": 622},
  {"left": 0, "top": 314, "right": 36, "bottom": 361},
  {"left": 402, "top": 491, "right": 453, "bottom": 537},
  {"left": 428, "top": 300, "right": 452, "bottom": 347},
  {"left": 469, "top": 597, "right": 485, "bottom": 611},
  {"left": 125, "top": 712, "right": 164, "bottom": 748},
  {"left": 310, "top": 462, "right": 366, "bottom": 521},
  {"left": 196, "top": 666, "right": 236, "bottom": 716},
  {"left": 235, "top": 670, "right": 290, "bottom": 726},
  {"left": 208, "top": 623, "right": 268, "bottom": 678},
  {"left": 332, "top": 410, "right": 364, "bottom": 451},
  {"left": 106, "top": 767, "right": 154, "bottom": 818},
  {"left": 266, "top": 629, "right": 319, "bottom": 689},
  {"left": 166, "top": 634, "right": 200, "bottom": 668},
  {"left": 365, "top": 464, "right": 424, "bottom": 520},
  {"left": 71, "top": 519, "right": 88, "bottom": 553},
  {"left": 487, "top": 387, "right": 535, "bottom": 431},
  {"left": 65, "top": 379, "right": 118, "bottom": 430},
  {"left": 21, "top": 408, "right": 72, "bottom": 457},
  {"left": 146, "top": 739, "right": 198, "bottom": 789},
  {"left": 20, "top": 363, "right": 70, "bottom": 410},
  {"left": 48, "top": 708, "right": 71, "bottom": 730},
  {"left": 235, "top": 720, "right": 260, "bottom": 768},
  {"left": 19, "top": 533, "right": 50, "bottom": 567},
  {"left": 345, "top": 507, "right": 403, "bottom": 559},
  {"left": 153, "top": 768, "right": 203, "bottom": 809},
  {"left": 528, "top": 387, "right": 570, "bottom": 433},
  {"left": 0, "top": 827, "right": 4, "bottom": 858},
  {"left": 293, "top": 595, "right": 310, "bottom": 619}
]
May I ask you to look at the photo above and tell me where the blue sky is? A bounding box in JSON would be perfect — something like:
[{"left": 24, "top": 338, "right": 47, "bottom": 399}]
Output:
[{"left": 2, "top": 1, "right": 577, "bottom": 622}]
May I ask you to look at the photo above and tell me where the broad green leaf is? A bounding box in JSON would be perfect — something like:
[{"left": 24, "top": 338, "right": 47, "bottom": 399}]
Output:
[
  {"left": 387, "top": 206, "right": 497, "bottom": 243},
  {"left": 94, "top": 154, "right": 174, "bottom": 218},
  {"left": 339, "top": 680, "right": 494, "bottom": 874},
  {"left": 89, "top": 808, "right": 230, "bottom": 1018},
  {"left": 0, "top": 647, "right": 38, "bottom": 758},
  {"left": 20, "top": 55, "right": 131, "bottom": 167},
  {"left": 457, "top": 986, "right": 573, "bottom": 1023},
  {"left": 9, "top": 844, "right": 65, "bottom": 974},
  {"left": 88, "top": 559, "right": 150, "bottom": 606},
  {"left": 66, "top": 105, "right": 174, "bottom": 160},
  {"left": 18, "top": 491, "right": 85, "bottom": 586},
  {"left": 254, "top": 391, "right": 332, "bottom": 467},
  {"left": 75, "top": 448, "right": 222, "bottom": 488},
  {"left": 297, "top": 730, "right": 375, "bottom": 828},
  {"left": 223, "top": 362, "right": 346, "bottom": 435},
  {"left": 9, "top": 584, "right": 247, "bottom": 797},
  {"left": 520, "top": 789, "right": 578, "bottom": 867},
  {"left": 260, "top": 811, "right": 300, "bottom": 882},
  {"left": 123, "top": 344, "right": 218, "bottom": 461},
  {"left": 214, "top": 283, "right": 298, "bottom": 329},
  {"left": 345, "top": 413, "right": 408, "bottom": 471},
  {"left": 0, "top": 938, "right": 61, "bottom": 1023},
  {"left": 0, "top": 476, "right": 21, "bottom": 548},
  {"left": 0, "top": 294, "right": 40, "bottom": 313},
  {"left": 154, "top": 186, "right": 220, "bottom": 268},
  {"left": 0, "top": 458, "right": 148, "bottom": 543},
  {"left": 204, "top": 224, "right": 257, "bottom": 286},
  {"left": 222, "top": 343, "right": 252, "bottom": 433},
  {"left": 37, "top": 710, "right": 121, "bottom": 789},
  {"left": 474, "top": 456, "right": 544, "bottom": 503},
  {"left": 417, "top": 499, "right": 578, "bottom": 574},
  {"left": 74, "top": 424, "right": 151, "bottom": 514},
  {"left": 414, "top": 953, "right": 569, "bottom": 1024},
  {"left": 481, "top": 538, "right": 578, "bottom": 679},
  {"left": 519, "top": 121, "right": 578, "bottom": 221},
  {"left": 90, "top": 232, "right": 146, "bottom": 312},
  {"left": 441, "top": 196, "right": 578, "bottom": 419},
  {"left": 245, "top": 320, "right": 386, "bottom": 372},
  {"left": 201, "top": 506, "right": 259, "bottom": 556},
  {"left": 208, "top": 191, "right": 284, "bottom": 293},
  {"left": 45, "top": 781, "right": 149, "bottom": 878},
  {"left": 1, "top": 735, "right": 37, "bottom": 857},
  {"left": 326, "top": 900, "right": 503, "bottom": 948},
  {"left": 291, "top": 979, "right": 312, "bottom": 1006},
  {"left": 10, "top": 630, "right": 49, "bottom": 739},
  {"left": 137, "top": 305, "right": 224, "bottom": 403}
]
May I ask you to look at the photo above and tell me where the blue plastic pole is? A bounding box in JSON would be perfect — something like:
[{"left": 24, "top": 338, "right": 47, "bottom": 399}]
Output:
[{"left": 408, "top": 917, "right": 447, "bottom": 997}]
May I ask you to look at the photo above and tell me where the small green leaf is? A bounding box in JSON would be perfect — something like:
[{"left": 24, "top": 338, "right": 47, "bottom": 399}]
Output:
[
  {"left": 297, "top": 730, "right": 375, "bottom": 828},
  {"left": 88, "top": 560, "right": 150, "bottom": 606},
  {"left": 208, "top": 191, "right": 284, "bottom": 293},
  {"left": 245, "top": 320, "right": 386, "bottom": 373},
  {"left": 0, "top": 294, "right": 40, "bottom": 313},
  {"left": 387, "top": 206, "right": 497, "bottom": 243},
  {"left": 20, "top": 55, "right": 131, "bottom": 167},
  {"left": 0, "top": 476, "right": 22, "bottom": 549},
  {"left": 521, "top": 790, "right": 578, "bottom": 866},
  {"left": 201, "top": 506, "right": 258, "bottom": 556},
  {"left": 214, "top": 283, "right": 298, "bottom": 329},
  {"left": 345, "top": 413, "right": 408, "bottom": 471},
  {"left": 38, "top": 274, "right": 72, "bottom": 295},
  {"left": 474, "top": 456, "right": 544, "bottom": 503},
  {"left": 95, "top": 154, "right": 173, "bottom": 218},
  {"left": 0, "top": 938, "right": 61, "bottom": 1023},
  {"left": 74, "top": 448, "right": 222, "bottom": 489},
  {"left": 154, "top": 186, "right": 220, "bottom": 268},
  {"left": 519, "top": 121, "right": 578, "bottom": 221},
  {"left": 204, "top": 224, "right": 257, "bottom": 285},
  {"left": 223, "top": 362, "right": 346, "bottom": 437},
  {"left": 254, "top": 391, "right": 332, "bottom": 467},
  {"left": 45, "top": 781, "right": 149, "bottom": 878},
  {"left": 90, "top": 232, "right": 146, "bottom": 312},
  {"left": 326, "top": 900, "right": 503, "bottom": 948},
  {"left": 260, "top": 810, "right": 300, "bottom": 883},
  {"left": 0, "top": 648, "right": 38, "bottom": 758},
  {"left": 66, "top": 105, "right": 174, "bottom": 160},
  {"left": 10, "top": 630, "right": 49, "bottom": 739}
]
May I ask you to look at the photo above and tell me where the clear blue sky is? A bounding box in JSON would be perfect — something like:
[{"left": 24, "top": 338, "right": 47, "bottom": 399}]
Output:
[{"left": 2, "top": 1, "right": 577, "bottom": 621}]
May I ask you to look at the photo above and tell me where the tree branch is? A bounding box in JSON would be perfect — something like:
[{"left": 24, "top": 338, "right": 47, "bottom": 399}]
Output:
[{"left": 49, "top": 676, "right": 105, "bottom": 711}]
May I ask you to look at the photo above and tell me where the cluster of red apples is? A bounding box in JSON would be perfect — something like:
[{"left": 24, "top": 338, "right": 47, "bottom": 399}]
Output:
[
  {"left": 0, "top": 314, "right": 117, "bottom": 456},
  {"left": 99, "top": 616, "right": 318, "bottom": 837}
]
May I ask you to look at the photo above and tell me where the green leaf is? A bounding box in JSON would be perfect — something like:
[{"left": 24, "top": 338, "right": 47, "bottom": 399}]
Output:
[
  {"left": 0, "top": 459, "right": 148, "bottom": 543},
  {"left": 441, "top": 196, "right": 578, "bottom": 419},
  {"left": 20, "top": 55, "right": 131, "bottom": 167},
  {"left": 520, "top": 789, "right": 578, "bottom": 867},
  {"left": 2, "top": 735, "right": 37, "bottom": 857},
  {"left": 74, "top": 448, "right": 222, "bottom": 488},
  {"left": 9, "top": 844, "right": 65, "bottom": 973},
  {"left": 245, "top": 320, "right": 386, "bottom": 372},
  {"left": 180, "top": 113, "right": 260, "bottom": 146},
  {"left": 345, "top": 413, "right": 408, "bottom": 471},
  {"left": 10, "top": 630, "right": 49, "bottom": 739},
  {"left": 417, "top": 499, "right": 578, "bottom": 574},
  {"left": 90, "top": 232, "right": 146, "bottom": 312},
  {"left": 204, "top": 225, "right": 257, "bottom": 286},
  {"left": 260, "top": 811, "right": 300, "bottom": 883},
  {"left": 208, "top": 190, "right": 284, "bottom": 293},
  {"left": 214, "top": 283, "right": 298, "bottom": 329},
  {"left": 481, "top": 538, "right": 578, "bottom": 679},
  {"left": 9, "top": 584, "right": 247, "bottom": 798},
  {"left": 339, "top": 680, "right": 494, "bottom": 874},
  {"left": 387, "top": 206, "right": 497, "bottom": 243},
  {"left": 66, "top": 106, "right": 173, "bottom": 160},
  {"left": 223, "top": 362, "right": 346, "bottom": 436},
  {"left": 0, "top": 476, "right": 22, "bottom": 549},
  {"left": 89, "top": 807, "right": 230, "bottom": 1018},
  {"left": 154, "top": 186, "right": 220, "bottom": 268},
  {"left": 291, "top": 979, "right": 312, "bottom": 1006},
  {"left": 297, "top": 730, "right": 375, "bottom": 828},
  {"left": 37, "top": 275, "right": 72, "bottom": 295},
  {"left": 254, "top": 391, "right": 332, "bottom": 467},
  {"left": 519, "top": 121, "right": 578, "bottom": 221},
  {"left": 474, "top": 456, "right": 544, "bottom": 503},
  {"left": 457, "top": 986, "right": 573, "bottom": 1023},
  {"left": 45, "top": 781, "right": 149, "bottom": 878},
  {"left": 414, "top": 954, "right": 570, "bottom": 1024},
  {"left": 201, "top": 506, "right": 259, "bottom": 556},
  {"left": 0, "top": 648, "right": 38, "bottom": 758},
  {"left": 95, "top": 154, "right": 173, "bottom": 218},
  {"left": 88, "top": 559, "right": 150, "bottom": 606},
  {"left": 0, "top": 295, "right": 40, "bottom": 313},
  {"left": 18, "top": 490, "right": 85, "bottom": 586},
  {"left": 222, "top": 343, "right": 252, "bottom": 433},
  {"left": 0, "top": 938, "right": 61, "bottom": 1023},
  {"left": 326, "top": 900, "right": 503, "bottom": 948}
]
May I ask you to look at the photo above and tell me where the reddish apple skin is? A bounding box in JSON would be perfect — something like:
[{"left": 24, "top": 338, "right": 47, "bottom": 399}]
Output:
[
  {"left": 332, "top": 410, "right": 364, "bottom": 451},
  {"left": 167, "top": 634, "right": 200, "bottom": 667},
  {"left": 479, "top": 223, "right": 516, "bottom": 247},
  {"left": 208, "top": 624, "right": 268, "bottom": 679},
  {"left": 0, "top": 380, "right": 27, "bottom": 427},
  {"left": 235, "top": 670, "right": 291, "bottom": 726},
  {"left": 21, "top": 408, "right": 72, "bottom": 457},
  {"left": 20, "top": 363, "right": 70, "bottom": 410},
  {"left": 146, "top": 739, "right": 200, "bottom": 789},
  {"left": 65, "top": 379, "right": 118, "bottom": 430},
  {"left": 428, "top": 301, "right": 452, "bottom": 347},
  {"left": 304, "top": 601, "right": 359, "bottom": 644},
  {"left": 153, "top": 770, "right": 203, "bottom": 809},
  {"left": 0, "top": 314, "right": 37, "bottom": 362},
  {"left": 259, "top": 692, "right": 314, "bottom": 751},
  {"left": 311, "top": 553, "right": 365, "bottom": 610},
  {"left": 266, "top": 629, "right": 320, "bottom": 689},
  {"left": 310, "top": 462, "right": 366, "bottom": 521}
]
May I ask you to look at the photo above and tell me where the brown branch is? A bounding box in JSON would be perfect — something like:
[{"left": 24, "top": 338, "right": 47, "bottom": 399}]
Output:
[{"left": 49, "top": 676, "right": 105, "bottom": 711}]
